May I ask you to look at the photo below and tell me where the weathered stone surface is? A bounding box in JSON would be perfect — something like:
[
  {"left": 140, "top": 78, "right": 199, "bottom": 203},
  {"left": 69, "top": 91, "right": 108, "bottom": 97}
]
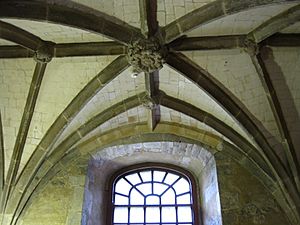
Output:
[
  {"left": 127, "top": 38, "right": 166, "bottom": 74},
  {"left": 216, "top": 153, "right": 289, "bottom": 225},
  {"left": 1, "top": 1, "right": 299, "bottom": 225}
]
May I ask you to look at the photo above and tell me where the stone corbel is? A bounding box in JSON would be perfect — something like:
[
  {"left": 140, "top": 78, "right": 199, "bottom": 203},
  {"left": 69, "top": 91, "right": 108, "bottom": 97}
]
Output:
[
  {"left": 243, "top": 38, "right": 260, "bottom": 56},
  {"left": 33, "top": 41, "right": 55, "bottom": 63}
]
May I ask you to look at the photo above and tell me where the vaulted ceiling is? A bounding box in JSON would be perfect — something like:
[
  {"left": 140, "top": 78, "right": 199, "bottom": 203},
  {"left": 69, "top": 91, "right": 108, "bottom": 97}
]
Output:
[{"left": 0, "top": 0, "right": 300, "bottom": 224}]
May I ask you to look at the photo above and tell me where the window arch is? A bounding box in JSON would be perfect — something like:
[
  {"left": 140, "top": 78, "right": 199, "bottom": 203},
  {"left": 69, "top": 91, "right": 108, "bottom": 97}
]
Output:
[{"left": 110, "top": 164, "right": 200, "bottom": 225}]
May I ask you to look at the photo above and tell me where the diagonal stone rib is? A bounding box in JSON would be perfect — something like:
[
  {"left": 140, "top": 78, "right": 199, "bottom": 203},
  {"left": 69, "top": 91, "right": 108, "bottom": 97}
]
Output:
[
  {"left": 19, "top": 124, "right": 279, "bottom": 225},
  {"left": 0, "top": 62, "right": 47, "bottom": 214},
  {"left": 159, "top": 93, "right": 273, "bottom": 178},
  {"left": 8, "top": 93, "right": 147, "bottom": 225},
  {"left": 4, "top": 56, "right": 129, "bottom": 222},
  {"left": 0, "top": 112, "right": 4, "bottom": 191},
  {"left": 0, "top": 20, "right": 44, "bottom": 51},
  {"left": 145, "top": 71, "right": 160, "bottom": 131},
  {"left": 139, "top": 0, "right": 158, "bottom": 37},
  {"left": 165, "top": 52, "right": 300, "bottom": 221},
  {"left": 253, "top": 46, "right": 300, "bottom": 190},
  {"left": 0, "top": 0, "right": 144, "bottom": 44},
  {"left": 263, "top": 33, "right": 300, "bottom": 46},
  {"left": 168, "top": 35, "right": 247, "bottom": 51},
  {"left": 162, "top": 0, "right": 299, "bottom": 43},
  {"left": 248, "top": 4, "right": 300, "bottom": 43}
]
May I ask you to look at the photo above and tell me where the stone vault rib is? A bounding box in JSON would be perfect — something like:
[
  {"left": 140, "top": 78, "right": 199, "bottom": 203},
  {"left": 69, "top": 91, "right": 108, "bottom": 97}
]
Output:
[
  {"left": 165, "top": 51, "right": 300, "bottom": 222},
  {"left": 162, "top": 0, "right": 300, "bottom": 43},
  {"left": 0, "top": 41, "right": 126, "bottom": 59},
  {"left": 4, "top": 56, "right": 129, "bottom": 225},
  {"left": 263, "top": 33, "right": 300, "bottom": 46},
  {"left": 168, "top": 35, "right": 247, "bottom": 51},
  {"left": 1, "top": 34, "right": 300, "bottom": 59},
  {"left": 9, "top": 93, "right": 147, "bottom": 225},
  {"left": 11, "top": 90, "right": 287, "bottom": 224},
  {"left": 0, "top": 112, "right": 4, "bottom": 192},
  {"left": 139, "top": 0, "right": 158, "bottom": 38},
  {"left": 159, "top": 93, "right": 273, "bottom": 178},
  {"left": 18, "top": 123, "right": 285, "bottom": 225},
  {"left": 247, "top": 4, "right": 300, "bottom": 43},
  {"left": 254, "top": 46, "right": 300, "bottom": 191},
  {"left": 0, "top": 20, "right": 45, "bottom": 51},
  {"left": 0, "top": 0, "right": 144, "bottom": 44},
  {"left": 0, "top": 61, "right": 48, "bottom": 215},
  {"left": 145, "top": 71, "right": 161, "bottom": 131}
]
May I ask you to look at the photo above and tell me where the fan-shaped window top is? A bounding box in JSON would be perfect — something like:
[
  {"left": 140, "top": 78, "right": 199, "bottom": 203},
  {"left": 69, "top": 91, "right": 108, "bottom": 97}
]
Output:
[{"left": 112, "top": 167, "right": 196, "bottom": 225}]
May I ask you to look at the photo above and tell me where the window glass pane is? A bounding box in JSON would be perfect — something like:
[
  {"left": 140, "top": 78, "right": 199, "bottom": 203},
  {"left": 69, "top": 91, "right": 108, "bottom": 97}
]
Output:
[
  {"left": 153, "top": 183, "right": 168, "bottom": 195},
  {"left": 164, "top": 173, "right": 179, "bottom": 185},
  {"left": 146, "top": 195, "right": 160, "bottom": 205},
  {"left": 130, "top": 207, "right": 144, "bottom": 223},
  {"left": 153, "top": 171, "right": 165, "bottom": 182},
  {"left": 113, "top": 168, "right": 195, "bottom": 225},
  {"left": 178, "top": 206, "right": 193, "bottom": 222},
  {"left": 136, "top": 183, "right": 152, "bottom": 195},
  {"left": 130, "top": 188, "right": 144, "bottom": 205},
  {"left": 115, "top": 178, "right": 131, "bottom": 195},
  {"left": 126, "top": 173, "right": 141, "bottom": 185},
  {"left": 114, "top": 194, "right": 129, "bottom": 205},
  {"left": 177, "top": 193, "right": 191, "bottom": 204},
  {"left": 146, "top": 207, "right": 160, "bottom": 222},
  {"left": 161, "top": 188, "right": 175, "bottom": 204},
  {"left": 173, "top": 177, "right": 190, "bottom": 195},
  {"left": 113, "top": 207, "right": 128, "bottom": 223},
  {"left": 161, "top": 207, "right": 176, "bottom": 222},
  {"left": 139, "top": 171, "right": 151, "bottom": 182}
]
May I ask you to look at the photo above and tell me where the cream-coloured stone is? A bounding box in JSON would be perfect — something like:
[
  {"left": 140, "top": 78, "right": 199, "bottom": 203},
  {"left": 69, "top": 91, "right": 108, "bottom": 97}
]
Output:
[
  {"left": 183, "top": 50, "right": 281, "bottom": 142},
  {"left": 159, "top": 64, "right": 256, "bottom": 147},
  {"left": 187, "top": 4, "right": 297, "bottom": 37},
  {"left": 52, "top": 67, "right": 145, "bottom": 150},
  {"left": 0, "top": 59, "right": 35, "bottom": 176},
  {"left": 2, "top": 19, "right": 110, "bottom": 43},
  {"left": 72, "top": 0, "right": 140, "bottom": 28},
  {"left": 19, "top": 56, "right": 117, "bottom": 173}
]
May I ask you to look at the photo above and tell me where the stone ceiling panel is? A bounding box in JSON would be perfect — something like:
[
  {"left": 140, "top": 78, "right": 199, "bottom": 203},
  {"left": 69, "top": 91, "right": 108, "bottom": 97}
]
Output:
[
  {"left": 19, "top": 56, "right": 117, "bottom": 174},
  {"left": 159, "top": 65, "right": 256, "bottom": 147},
  {"left": 281, "top": 21, "right": 300, "bottom": 33},
  {"left": 160, "top": 105, "right": 234, "bottom": 145},
  {"left": 0, "top": 39, "right": 16, "bottom": 46},
  {"left": 0, "top": 58, "right": 35, "bottom": 176},
  {"left": 183, "top": 50, "right": 281, "bottom": 142},
  {"left": 52, "top": 67, "right": 145, "bottom": 150},
  {"left": 271, "top": 47, "right": 300, "bottom": 117},
  {"left": 157, "top": 0, "right": 214, "bottom": 26},
  {"left": 187, "top": 4, "right": 296, "bottom": 37},
  {"left": 74, "top": 104, "right": 233, "bottom": 150},
  {"left": 1, "top": 19, "right": 110, "bottom": 43},
  {"left": 74, "top": 105, "right": 148, "bottom": 148},
  {"left": 71, "top": 0, "right": 140, "bottom": 28}
]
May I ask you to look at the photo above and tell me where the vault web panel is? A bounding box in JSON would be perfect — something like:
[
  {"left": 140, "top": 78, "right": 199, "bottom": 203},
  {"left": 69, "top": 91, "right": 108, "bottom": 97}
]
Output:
[{"left": 183, "top": 50, "right": 281, "bottom": 142}]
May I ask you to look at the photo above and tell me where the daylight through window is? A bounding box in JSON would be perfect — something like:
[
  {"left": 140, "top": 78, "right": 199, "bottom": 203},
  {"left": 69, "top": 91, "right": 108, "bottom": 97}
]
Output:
[{"left": 112, "top": 167, "right": 196, "bottom": 225}]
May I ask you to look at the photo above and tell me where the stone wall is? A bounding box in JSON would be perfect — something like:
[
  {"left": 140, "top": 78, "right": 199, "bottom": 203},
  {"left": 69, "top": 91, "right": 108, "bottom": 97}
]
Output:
[
  {"left": 19, "top": 165, "right": 86, "bottom": 225},
  {"left": 215, "top": 152, "right": 289, "bottom": 225},
  {"left": 19, "top": 145, "right": 289, "bottom": 225}
]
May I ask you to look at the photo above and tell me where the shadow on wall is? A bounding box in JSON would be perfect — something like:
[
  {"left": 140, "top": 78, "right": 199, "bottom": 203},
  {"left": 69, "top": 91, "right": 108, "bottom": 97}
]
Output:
[{"left": 81, "top": 142, "right": 222, "bottom": 225}]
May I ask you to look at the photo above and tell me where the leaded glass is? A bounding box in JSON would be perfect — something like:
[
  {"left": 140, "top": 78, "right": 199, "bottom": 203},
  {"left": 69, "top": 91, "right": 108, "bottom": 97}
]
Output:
[{"left": 112, "top": 167, "right": 195, "bottom": 225}]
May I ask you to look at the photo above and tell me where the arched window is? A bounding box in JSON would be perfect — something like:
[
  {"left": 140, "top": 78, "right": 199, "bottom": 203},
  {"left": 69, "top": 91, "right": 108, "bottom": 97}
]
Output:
[{"left": 110, "top": 164, "right": 199, "bottom": 225}]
